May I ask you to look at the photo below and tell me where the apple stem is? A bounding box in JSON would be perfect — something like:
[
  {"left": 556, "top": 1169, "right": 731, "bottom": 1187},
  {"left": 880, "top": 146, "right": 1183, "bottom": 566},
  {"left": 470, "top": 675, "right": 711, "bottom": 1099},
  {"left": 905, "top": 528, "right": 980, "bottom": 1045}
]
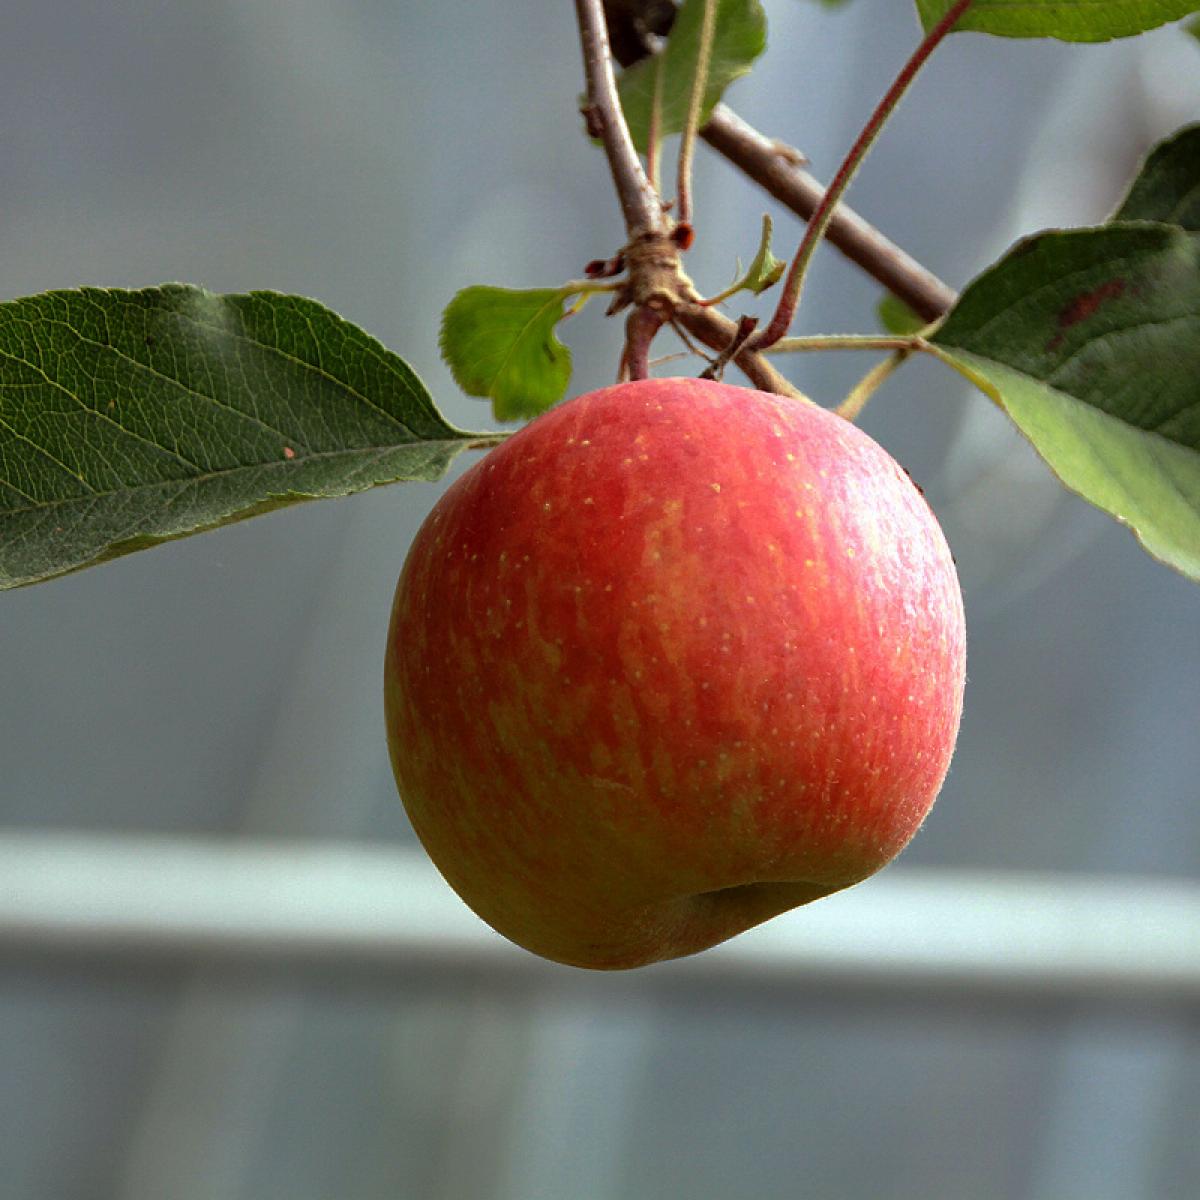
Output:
[
  {"left": 624, "top": 305, "right": 666, "bottom": 380},
  {"left": 752, "top": 0, "right": 975, "bottom": 352}
]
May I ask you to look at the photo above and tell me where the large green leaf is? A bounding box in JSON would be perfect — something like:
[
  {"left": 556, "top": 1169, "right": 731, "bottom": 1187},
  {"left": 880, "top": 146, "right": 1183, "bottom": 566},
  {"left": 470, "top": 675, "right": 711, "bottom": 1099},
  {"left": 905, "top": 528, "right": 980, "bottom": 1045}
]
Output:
[
  {"left": 0, "top": 286, "right": 482, "bottom": 589},
  {"left": 1113, "top": 124, "right": 1200, "bottom": 229},
  {"left": 930, "top": 224, "right": 1200, "bottom": 580},
  {"left": 915, "top": 0, "right": 1200, "bottom": 41},
  {"left": 439, "top": 286, "right": 573, "bottom": 422},
  {"left": 617, "top": 0, "right": 766, "bottom": 154}
]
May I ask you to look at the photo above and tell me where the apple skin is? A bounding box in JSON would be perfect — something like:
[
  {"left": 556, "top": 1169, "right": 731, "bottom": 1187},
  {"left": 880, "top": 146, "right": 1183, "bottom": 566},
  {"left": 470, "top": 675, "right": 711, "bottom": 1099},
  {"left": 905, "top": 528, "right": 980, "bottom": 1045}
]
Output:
[{"left": 385, "top": 377, "right": 965, "bottom": 969}]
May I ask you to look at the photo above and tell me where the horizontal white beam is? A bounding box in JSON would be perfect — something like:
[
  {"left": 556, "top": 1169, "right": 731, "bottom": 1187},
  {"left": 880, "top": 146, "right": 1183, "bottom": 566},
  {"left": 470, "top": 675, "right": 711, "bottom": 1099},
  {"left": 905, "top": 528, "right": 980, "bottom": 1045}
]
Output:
[{"left": 1, "top": 832, "right": 1198, "bottom": 999}]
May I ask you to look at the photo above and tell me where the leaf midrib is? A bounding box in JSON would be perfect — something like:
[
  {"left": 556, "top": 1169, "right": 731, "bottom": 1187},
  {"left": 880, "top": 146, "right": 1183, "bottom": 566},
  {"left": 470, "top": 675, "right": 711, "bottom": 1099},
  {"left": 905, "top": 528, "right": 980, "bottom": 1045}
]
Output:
[{"left": 0, "top": 437, "right": 470, "bottom": 520}]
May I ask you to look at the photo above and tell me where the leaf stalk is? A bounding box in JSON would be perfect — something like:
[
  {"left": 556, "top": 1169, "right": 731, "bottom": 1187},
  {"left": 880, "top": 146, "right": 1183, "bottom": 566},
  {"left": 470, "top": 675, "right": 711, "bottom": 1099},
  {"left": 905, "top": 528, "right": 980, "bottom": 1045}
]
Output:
[
  {"left": 675, "top": 0, "right": 717, "bottom": 228},
  {"left": 752, "top": 0, "right": 974, "bottom": 351}
]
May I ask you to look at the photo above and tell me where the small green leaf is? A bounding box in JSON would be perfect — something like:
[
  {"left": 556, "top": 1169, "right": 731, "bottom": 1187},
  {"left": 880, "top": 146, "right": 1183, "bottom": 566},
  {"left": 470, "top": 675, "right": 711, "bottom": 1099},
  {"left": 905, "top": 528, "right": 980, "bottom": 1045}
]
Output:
[
  {"left": 617, "top": 0, "right": 766, "bottom": 154},
  {"left": 931, "top": 224, "right": 1200, "bottom": 581},
  {"left": 915, "top": 0, "right": 1199, "bottom": 41},
  {"left": 706, "top": 215, "right": 786, "bottom": 305},
  {"left": 1113, "top": 124, "right": 1200, "bottom": 230},
  {"left": 877, "top": 292, "right": 926, "bottom": 336},
  {"left": 741, "top": 215, "right": 787, "bottom": 294},
  {"left": 0, "top": 286, "right": 481, "bottom": 589},
  {"left": 439, "top": 286, "right": 573, "bottom": 422}
]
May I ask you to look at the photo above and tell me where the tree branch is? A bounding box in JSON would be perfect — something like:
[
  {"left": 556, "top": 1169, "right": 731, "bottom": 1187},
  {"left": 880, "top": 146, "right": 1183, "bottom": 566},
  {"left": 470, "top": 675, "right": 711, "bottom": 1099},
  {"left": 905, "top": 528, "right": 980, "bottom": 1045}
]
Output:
[
  {"left": 675, "top": 304, "right": 811, "bottom": 401},
  {"left": 702, "top": 106, "right": 957, "bottom": 323},
  {"left": 576, "top": 0, "right": 666, "bottom": 237}
]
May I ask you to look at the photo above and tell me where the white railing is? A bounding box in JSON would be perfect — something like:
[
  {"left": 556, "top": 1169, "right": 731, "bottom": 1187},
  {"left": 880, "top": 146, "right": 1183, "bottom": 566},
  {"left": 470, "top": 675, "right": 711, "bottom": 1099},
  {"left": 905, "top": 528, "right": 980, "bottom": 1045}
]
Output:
[{"left": 2, "top": 831, "right": 1198, "bottom": 998}]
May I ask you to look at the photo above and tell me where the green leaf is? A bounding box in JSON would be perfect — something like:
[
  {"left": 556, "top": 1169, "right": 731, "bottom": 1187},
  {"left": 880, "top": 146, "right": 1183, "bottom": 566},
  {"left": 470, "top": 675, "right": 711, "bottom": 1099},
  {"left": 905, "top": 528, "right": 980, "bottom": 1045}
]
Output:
[
  {"left": 931, "top": 224, "right": 1200, "bottom": 581},
  {"left": 617, "top": 0, "right": 766, "bottom": 154},
  {"left": 877, "top": 292, "right": 926, "bottom": 336},
  {"left": 0, "top": 285, "right": 480, "bottom": 589},
  {"left": 741, "top": 214, "right": 787, "bottom": 294},
  {"left": 1113, "top": 124, "right": 1200, "bottom": 230},
  {"left": 706, "top": 214, "right": 786, "bottom": 305},
  {"left": 439, "top": 286, "right": 573, "bottom": 422},
  {"left": 915, "top": 0, "right": 1200, "bottom": 41}
]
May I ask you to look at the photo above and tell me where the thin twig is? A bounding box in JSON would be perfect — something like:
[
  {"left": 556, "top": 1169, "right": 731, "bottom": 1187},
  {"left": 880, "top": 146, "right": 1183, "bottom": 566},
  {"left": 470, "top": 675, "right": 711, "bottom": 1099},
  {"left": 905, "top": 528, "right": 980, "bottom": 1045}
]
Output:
[
  {"left": 701, "top": 107, "right": 957, "bottom": 322},
  {"left": 675, "top": 0, "right": 716, "bottom": 228},
  {"left": 648, "top": 350, "right": 702, "bottom": 368},
  {"left": 700, "top": 314, "right": 758, "bottom": 380},
  {"left": 676, "top": 305, "right": 812, "bottom": 402},
  {"left": 669, "top": 317, "right": 717, "bottom": 364},
  {"left": 576, "top": 0, "right": 666, "bottom": 237},
  {"left": 754, "top": 0, "right": 975, "bottom": 350}
]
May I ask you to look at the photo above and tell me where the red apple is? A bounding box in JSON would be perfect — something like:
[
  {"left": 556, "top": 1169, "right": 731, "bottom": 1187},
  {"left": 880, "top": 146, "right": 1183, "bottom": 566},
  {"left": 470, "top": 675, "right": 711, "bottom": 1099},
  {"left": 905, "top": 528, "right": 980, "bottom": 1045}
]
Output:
[{"left": 384, "top": 377, "right": 965, "bottom": 969}]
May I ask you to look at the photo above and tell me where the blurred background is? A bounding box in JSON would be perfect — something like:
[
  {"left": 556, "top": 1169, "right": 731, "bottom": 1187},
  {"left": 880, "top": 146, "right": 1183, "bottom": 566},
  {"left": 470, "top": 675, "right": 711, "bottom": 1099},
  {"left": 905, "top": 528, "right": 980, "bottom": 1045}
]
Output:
[{"left": 2, "top": 2, "right": 1199, "bottom": 1197}]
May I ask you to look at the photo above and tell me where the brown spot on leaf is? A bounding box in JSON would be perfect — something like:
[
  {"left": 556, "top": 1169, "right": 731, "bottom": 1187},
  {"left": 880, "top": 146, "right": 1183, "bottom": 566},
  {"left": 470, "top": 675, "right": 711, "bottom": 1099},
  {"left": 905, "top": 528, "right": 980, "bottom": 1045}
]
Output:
[{"left": 1047, "top": 279, "right": 1125, "bottom": 353}]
